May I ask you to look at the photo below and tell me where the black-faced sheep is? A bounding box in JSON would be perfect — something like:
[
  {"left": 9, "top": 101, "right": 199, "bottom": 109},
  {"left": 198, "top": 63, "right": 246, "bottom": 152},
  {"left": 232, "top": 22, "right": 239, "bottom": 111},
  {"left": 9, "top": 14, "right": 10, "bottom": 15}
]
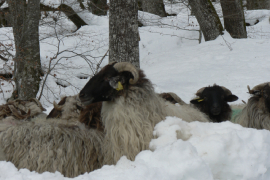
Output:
[
  {"left": 190, "top": 84, "right": 238, "bottom": 122},
  {"left": 0, "top": 62, "right": 209, "bottom": 177},
  {"left": 235, "top": 82, "right": 270, "bottom": 130},
  {"left": 79, "top": 61, "right": 209, "bottom": 165}
]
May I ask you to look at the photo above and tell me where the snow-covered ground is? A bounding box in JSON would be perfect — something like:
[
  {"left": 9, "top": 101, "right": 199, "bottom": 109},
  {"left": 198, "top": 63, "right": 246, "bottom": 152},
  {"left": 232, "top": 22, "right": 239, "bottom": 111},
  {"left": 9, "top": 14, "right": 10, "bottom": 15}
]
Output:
[{"left": 1, "top": 1, "right": 270, "bottom": 180}]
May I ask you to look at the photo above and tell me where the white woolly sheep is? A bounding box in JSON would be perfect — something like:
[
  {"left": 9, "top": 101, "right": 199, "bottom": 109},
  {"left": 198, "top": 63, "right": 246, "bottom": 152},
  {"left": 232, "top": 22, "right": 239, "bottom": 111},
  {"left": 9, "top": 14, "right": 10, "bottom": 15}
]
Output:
[
  {"left": 0, "top": 62, "right": 209, "bottom": 177},
  {"left": 235, "top": 82, "right": 270, "bottom": 130},
  {"left": 79, "top": 61, "right": 209, "bottom": 165}
]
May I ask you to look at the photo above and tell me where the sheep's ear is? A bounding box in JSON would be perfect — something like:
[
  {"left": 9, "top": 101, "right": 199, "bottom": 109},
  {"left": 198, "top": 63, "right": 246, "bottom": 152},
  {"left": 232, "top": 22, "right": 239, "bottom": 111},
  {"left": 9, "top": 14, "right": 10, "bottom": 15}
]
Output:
[
  {"left": 225, "top": 95, "right": 238, "bottom": 102},
  {"left": 190, "top": 98, "right": 204, "bottom": 104}
]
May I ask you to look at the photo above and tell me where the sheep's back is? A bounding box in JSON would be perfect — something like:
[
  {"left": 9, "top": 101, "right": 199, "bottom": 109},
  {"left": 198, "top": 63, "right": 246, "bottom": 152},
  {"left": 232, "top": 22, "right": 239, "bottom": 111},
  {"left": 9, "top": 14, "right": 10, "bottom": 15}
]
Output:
[{"left": 0, "top": 118, "right": 104, "bottom": 177}]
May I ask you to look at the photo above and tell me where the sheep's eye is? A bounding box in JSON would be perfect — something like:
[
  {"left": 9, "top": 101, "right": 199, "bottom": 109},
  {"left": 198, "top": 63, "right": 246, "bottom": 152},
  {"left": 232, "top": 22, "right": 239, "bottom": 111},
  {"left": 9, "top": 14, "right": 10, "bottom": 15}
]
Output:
[
  {"left": 104, "top": 77, "right": 109, "bottom": 81},
  {"left": 253, "top": 91, "right": 261, "bottom": 96}
]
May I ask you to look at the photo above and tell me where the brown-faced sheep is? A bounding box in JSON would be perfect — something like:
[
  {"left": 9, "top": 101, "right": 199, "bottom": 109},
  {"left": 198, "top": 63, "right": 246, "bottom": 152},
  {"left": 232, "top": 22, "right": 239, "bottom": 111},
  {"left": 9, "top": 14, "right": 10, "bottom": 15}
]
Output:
[
  {"left": 47, "top": 95, "right": 84, "bottom": 121},
  {"left": 235, "top": 82, "right": 270, "bottom": 130},
  {"left": 47, "top": 95, "right": 103, "bottom": 130},
  {"left": 79, "top": 61, "right": 209, "bottom": 165},
  {"left": 190, "top": 84, "right": 238, "bottom": 122}
]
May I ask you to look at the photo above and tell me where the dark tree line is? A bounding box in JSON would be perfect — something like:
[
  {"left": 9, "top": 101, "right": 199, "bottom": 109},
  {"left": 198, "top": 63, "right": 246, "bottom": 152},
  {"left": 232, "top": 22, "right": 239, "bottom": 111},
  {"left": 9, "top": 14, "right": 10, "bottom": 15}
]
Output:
[{"left": 246, "top": 0, "right": 270, "bottom": 9}]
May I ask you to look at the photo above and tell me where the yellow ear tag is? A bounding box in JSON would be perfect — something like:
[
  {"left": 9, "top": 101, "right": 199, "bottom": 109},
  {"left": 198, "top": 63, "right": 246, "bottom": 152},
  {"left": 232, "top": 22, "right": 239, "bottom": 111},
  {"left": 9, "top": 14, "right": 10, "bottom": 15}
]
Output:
[
  {"left": 116, "top": 81, "right": 123, "bottom": 91},
  {"left": 197, "top": 99, "right": 204, "bottom": 102}
]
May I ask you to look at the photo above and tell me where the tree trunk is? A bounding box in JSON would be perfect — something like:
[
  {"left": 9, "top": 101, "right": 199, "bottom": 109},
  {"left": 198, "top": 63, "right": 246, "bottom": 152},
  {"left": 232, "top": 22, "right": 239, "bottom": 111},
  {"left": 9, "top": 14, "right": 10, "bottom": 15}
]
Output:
[
  {"left": 138, "top": 0, "right": 143, "bottom": 11},
  {"left": 88, "top": 0, "right": 108, "bottom": 16},
  {"left": 109, "top": 0, "right": 140, "bottom": 68},
  {"left": 246, "top": 0, "right": 270, "bottom": 10},
  {"left": 220, "top": 0, "right": 247, "bottom": 38},
  {"left": 142, "top": 0, "right": 167, "bottom": 17},
  {"left": 189, "top": 0, "right": 224, "bottom": 41},
  {"left": 8, "top": 0, "right": 42, "bottom": 100}
]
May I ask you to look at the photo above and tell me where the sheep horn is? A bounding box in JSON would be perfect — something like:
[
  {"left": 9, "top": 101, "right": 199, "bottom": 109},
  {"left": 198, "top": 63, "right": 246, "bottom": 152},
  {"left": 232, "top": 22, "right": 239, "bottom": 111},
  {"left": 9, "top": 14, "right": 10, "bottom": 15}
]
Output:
[
  {"left": 247, "top": 85, "right": 253, "bottom": 94},
  {"left": 167, "top": 92, "right": 187, "bottom": 105},
  {"left": 30, "top": 98, "right": 46, "bottom": 111},
  {"left": 8, "top": 105, "right": 30, "bottom": 119},
  {"left": 113, "top": 62, "right": 139, "bottom": 84},
  {"left": 220, "top": 86, "right": 233, "bottom": 96},
  {"left": 195, "top": 87, "right": 206, "bottom": 97}
]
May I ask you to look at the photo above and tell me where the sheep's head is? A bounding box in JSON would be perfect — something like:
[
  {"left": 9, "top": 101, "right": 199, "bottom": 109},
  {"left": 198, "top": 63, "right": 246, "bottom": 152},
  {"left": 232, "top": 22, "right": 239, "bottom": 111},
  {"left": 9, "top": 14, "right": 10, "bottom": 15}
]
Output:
[
  {"left": 79, "top": 62, "right": 139, "bottom": 105},
  {"left": 248, "top": 82, "right": 270, "bottom": 112},
  {"left": 190, "top": 84, "right": 238, "bottom": 116}
]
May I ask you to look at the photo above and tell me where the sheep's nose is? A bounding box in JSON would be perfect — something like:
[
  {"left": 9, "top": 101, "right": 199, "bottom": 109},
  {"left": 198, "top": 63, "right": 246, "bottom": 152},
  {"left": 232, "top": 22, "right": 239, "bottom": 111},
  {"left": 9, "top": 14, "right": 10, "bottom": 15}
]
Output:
[{"left": 211, "top": 104, "right": 221, "bottom": 115}]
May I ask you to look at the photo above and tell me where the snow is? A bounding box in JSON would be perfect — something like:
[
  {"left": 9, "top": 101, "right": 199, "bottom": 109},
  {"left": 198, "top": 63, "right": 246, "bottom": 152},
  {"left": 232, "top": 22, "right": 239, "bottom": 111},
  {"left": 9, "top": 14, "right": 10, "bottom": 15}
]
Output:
[{"left": 1, "top": 1, "right": 270, "bottom": 180}]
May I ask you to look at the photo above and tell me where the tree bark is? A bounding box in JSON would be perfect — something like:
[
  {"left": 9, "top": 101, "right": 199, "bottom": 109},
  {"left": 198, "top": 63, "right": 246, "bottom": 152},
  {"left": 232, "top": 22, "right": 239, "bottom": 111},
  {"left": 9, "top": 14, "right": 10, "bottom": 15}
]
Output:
[
  {"left": 246, "top": 0, "right": 270, "bottom": 10},
  {"left": 109, "top": 0, "right": 140, "bottom": 68},
  {"left": 189, "top": 0, "right": 224, "bottom": 41},
  {"left": 220, "top": 0, "right": 247, "bottom": 38},
  {"left": 142, "top": 0, "right": 167, "bottom": 17},
  {"left": 8, "top": 0, "right": 42, "bottom": 100},
  {"left": 88, "top": 0, "right": 108, "bottom": 16}
]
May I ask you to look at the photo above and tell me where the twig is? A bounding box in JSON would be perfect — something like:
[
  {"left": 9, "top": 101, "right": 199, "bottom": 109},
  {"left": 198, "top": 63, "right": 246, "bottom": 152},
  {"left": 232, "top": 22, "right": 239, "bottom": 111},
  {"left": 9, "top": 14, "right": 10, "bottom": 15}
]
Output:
[
  {"left": 95, "top": 49, "right": 108, "bottom": 75},
  {"left": 221, "top": 35, "right": 233, "bottom": 51},
  {"left": 0, "top": 55, "right": 8, "bottom": 61}
]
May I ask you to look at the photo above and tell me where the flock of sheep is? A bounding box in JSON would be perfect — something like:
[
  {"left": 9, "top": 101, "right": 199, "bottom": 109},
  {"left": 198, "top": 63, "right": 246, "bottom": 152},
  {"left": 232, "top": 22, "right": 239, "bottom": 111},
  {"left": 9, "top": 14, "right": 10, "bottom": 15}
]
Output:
[{"left": 0, "top": 61, "right": 269, "bottom": 177}]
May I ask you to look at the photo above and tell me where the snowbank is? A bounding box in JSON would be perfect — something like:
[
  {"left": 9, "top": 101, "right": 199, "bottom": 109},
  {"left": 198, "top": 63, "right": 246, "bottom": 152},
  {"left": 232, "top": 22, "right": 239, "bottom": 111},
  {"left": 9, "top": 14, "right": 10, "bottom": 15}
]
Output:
[{"left": 2, "top": 117, "right": 270, "bottom": 180}]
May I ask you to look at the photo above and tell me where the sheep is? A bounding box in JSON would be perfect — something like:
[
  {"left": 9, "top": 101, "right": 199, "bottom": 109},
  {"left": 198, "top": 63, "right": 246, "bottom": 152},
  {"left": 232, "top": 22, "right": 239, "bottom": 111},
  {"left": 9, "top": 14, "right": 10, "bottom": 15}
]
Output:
[
  {"left": 0, "top": 98, "right": 46, "bottom": 121},
  {"left": 79, "top": 102, "right": 103, "bottom": 131},
  {"left": 234, "top": 82, "right": 270, "bottom": 130},
  {"left": 0, "top": 97, "right": 103, "bottom": 177},
  {"left": 79, "top": 61, "right": 209, "bottom": 165},
  {"left": 47, "top": 95, "right": 103, "bottom": 130},
  {"left": 0, "top": 117, "right": 104, "bottom": 177},
  {"left": 47, "top": 94, "right": 85, "bottom": 121},
  {"left": 189, "top": 84, "right": 239, "bottom": 122},
  {"left": 0, "top": 62, "right": 208, "bottom": 176}
]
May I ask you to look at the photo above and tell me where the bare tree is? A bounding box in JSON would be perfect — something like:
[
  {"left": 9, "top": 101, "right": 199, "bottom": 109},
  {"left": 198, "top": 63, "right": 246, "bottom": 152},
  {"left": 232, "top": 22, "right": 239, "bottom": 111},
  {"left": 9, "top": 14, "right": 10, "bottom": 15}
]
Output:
[
  {"left": 220, "top": 0, "right": 247, "bottom": 38},
  {"left": 8, "top": 0, "right": 42, "bottom": 100},
  {"left": 88, "top": 0, "right": 108, "bottom": 16},
  {"left": 109, "top": 0, "right": 140, "bottom": 68},
  {"left": 189, "top": 0, "right": 224, "bottom": 41},
  {"left": 142, "top": 0, "right": 167, "bottom": 17}
]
